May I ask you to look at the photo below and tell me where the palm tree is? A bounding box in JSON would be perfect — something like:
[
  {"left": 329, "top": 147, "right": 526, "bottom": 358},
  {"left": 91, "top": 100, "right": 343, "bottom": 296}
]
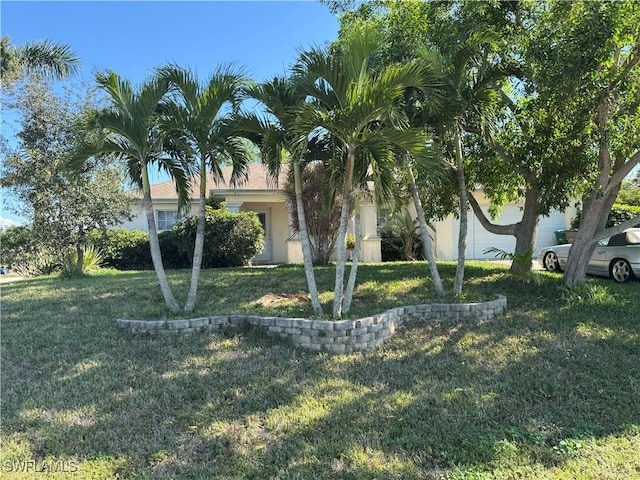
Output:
[
  {"left": 71, "top": 71, "right": 189, "bottom": 312},
  {"left": 157, "top": 64, "right": 253, "bottom": 312},
  {"left": 242, "top": 76, "right": 324, "bottom": 316},
  {"left": 1, "top": 35, "right": 79, "bottom": 84},
  {"left": 425, "top": 33, "right": 504, "bottom": 294},
  {"left": 293, "top": 27, "right": 434, "bottom": 319},
  {"left": 406, "top": 154, "right": 446, "bottom": 297}
]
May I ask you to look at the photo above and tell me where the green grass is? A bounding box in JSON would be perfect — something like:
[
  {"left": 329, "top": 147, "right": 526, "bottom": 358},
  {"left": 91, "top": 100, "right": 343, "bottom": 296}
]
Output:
[{"left": 1, "top": 262, "right": 639, "bottom": 479}]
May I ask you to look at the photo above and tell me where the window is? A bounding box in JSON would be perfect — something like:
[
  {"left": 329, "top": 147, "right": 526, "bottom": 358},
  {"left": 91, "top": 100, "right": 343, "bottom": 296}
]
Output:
[{"left": 157, "top": 210, "right": 178, "bottom": 231}]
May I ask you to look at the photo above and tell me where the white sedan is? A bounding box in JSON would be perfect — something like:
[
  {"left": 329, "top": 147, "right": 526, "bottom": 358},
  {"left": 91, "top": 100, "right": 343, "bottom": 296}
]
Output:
[{"left": 538, "top": 228, "right": 640, "bottom": 283}]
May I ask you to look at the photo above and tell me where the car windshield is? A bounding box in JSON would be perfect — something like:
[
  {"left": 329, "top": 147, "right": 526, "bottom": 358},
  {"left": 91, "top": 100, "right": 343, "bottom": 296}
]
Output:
[{"left": 627, "top": 230, "right": 640, "bottom": 244}]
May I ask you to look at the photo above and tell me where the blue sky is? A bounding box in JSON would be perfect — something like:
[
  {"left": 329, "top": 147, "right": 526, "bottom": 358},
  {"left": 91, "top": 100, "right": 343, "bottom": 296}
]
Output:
[{"left": 1, "top": 0, "right": 339, "bottom": 226}]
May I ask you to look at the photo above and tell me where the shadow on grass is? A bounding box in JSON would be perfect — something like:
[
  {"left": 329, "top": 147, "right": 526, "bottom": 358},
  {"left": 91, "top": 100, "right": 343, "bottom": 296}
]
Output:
[{"left": 1, "top": 264, "right": 639, "bottom": 478}]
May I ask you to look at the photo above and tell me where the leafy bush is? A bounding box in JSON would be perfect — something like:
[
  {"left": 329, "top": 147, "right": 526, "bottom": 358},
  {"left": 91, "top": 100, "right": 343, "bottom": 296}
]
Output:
[
  {"left": 0, "top": 225, "right": 34, "bottom": 269},
  {"left": 11, "top": 250, "right": 61, "bottom": 278},
  {"left": 173, "top": 207, "right": 264, "bottom": 268},
  {"left": 71, "top": 245, "right": 104, "bottom": 272},
  {"left": 616, "top": 179, "right": 640, "bottom": 206},
  {"left": 571, "top": 203, "right": 640, "bottom": 229},
  {"left": 61, "top": 245, "right": 106, "bottom": 277},
  {"left": 607, "top": 204, "right": 640, "bottom": 227},
  {"left": 380, "top": 230, "right": 424, "bottom": 262},
  {"left": 158, "top": 230, "right": 190, "bottom": 269},
  {"left": 0, "top": 225, "right": 61, "bottom": 277},
  {"left": 483, "top": 246, "right": 541, "bottom": 284},
  {"left": 88, "top": 228, "right": 152, "bottom": 270}
]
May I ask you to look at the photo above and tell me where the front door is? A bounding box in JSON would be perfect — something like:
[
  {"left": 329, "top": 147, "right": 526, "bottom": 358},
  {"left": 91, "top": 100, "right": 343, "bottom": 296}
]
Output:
[{"left": 255, "top": 210, "right": 272, "bottom": 263}]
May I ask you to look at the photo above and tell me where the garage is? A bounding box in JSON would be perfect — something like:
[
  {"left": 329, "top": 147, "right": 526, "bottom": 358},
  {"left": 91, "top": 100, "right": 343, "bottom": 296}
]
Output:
[{"left": 444, "top": 203, "right": 574, "bottom": 261}]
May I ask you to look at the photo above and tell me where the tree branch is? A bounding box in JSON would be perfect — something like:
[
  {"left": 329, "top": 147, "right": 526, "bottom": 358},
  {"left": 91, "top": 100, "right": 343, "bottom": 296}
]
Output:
[
  {"left": 484, "top": 130, "right": 514, "bottom": 164},
  {"left": 603, "top": 149, "right": 640, "bottom": 197},
  {"left": 596, "top": 214, "right": 640, "bottom": 239},
  {"left": 468, "top": 194, "right": 518, "bottom": 235},
  {"left": 612, "top": 42, "right": 640, "bottom": 89}
]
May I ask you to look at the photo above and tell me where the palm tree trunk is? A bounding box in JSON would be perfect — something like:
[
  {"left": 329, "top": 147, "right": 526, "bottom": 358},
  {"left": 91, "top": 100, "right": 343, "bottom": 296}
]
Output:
[
  {"left": 294, "top": 160, "right": 323, "bottom": 316},
  {"left": 142, "top": 165, "right": 181, "bottom": 313},
  {"left": 453, "top": 126, "right": 468, "bottom": 295},
  {"left": 408, "top": 166, "right": 445, "bottom": 297},
  {"left": 333, "top": 150, "right": 355, "bottom": 319},
  {"left": 184, "top": 155, "right": 206, "bottom": 312},
  {"left": 342, "top": 196, "right": 361, "bottom": 315}
]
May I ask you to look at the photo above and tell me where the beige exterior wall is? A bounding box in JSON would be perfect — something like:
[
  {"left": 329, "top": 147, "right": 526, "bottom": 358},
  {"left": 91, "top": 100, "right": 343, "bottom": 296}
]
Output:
[
  {"left": 239, "top": 201, "right": 290, "bottom": 264},
  {"left": 359, "top": 200, "right": 381, "bottom": 262},
  {"left": 284, "top": 198, "right": 381, "bottom": 264},
  {"left": 119, "top": 200, "right": 196, "bottom": 232}
]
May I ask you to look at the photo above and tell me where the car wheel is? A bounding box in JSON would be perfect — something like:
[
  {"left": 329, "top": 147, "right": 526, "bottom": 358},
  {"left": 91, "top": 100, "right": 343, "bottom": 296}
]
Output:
[
  {"left": 610, "top": 259, "right": 634, "bottom": 283},
  {"left": 543, "top": 251, "right": 560, "bottom": 272}
]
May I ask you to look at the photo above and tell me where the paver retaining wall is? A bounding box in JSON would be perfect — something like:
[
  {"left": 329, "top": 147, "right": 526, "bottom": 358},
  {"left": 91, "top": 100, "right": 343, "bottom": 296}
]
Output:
[{"left": 117, "top": 295, "right": 506, "bottom": 353}]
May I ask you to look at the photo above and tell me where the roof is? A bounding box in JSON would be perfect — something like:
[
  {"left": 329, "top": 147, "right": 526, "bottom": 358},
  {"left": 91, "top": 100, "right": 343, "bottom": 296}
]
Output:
[{"left": 128, "top": 163, "right": 289, "bottom": 200}]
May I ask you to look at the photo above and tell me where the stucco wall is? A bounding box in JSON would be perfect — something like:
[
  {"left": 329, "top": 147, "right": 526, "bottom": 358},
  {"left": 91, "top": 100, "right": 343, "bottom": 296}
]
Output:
[{"left": 240, "top": 201, "right": 290, "bottom": 264}]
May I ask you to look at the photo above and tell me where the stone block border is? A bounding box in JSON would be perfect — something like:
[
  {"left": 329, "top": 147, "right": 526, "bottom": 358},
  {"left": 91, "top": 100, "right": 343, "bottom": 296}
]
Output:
[{"left": 117, "top": 295, "right": 506, "bottom": 353}]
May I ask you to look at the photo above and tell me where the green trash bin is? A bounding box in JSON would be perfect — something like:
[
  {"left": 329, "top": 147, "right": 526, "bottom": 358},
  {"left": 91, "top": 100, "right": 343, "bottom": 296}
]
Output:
[{"left": 554, "top": 229, "right": 567, "bottom": 244}]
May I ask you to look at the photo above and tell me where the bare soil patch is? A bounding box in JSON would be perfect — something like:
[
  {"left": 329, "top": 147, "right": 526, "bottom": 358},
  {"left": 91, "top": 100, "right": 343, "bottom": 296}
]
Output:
[{"left": 255, "top": 293, "right": 310, "bottom": 307}]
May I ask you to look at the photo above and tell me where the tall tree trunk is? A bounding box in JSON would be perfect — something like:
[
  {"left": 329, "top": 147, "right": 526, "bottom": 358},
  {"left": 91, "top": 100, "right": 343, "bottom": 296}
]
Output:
[
  {"left": 294, "top": 160, "right": 323, "bottom": 316},
  {"left": 453, "top": 126, "right": 468, "bottom": 295},
  {"left": 75, "top": 242, "right": 84, "bottom": 275},
  {"left": 408, "top": 166, "right": 445, "bottom": 297},
  {"left": 184, "top": 155, "right": 206, "bottom": 312},
  {"left": 510, "top": 189, "right": 540, "bottom": 274},
  {"left": 562, "top": 195, "right": 610, "bottom": 286},
  {"left": 333, "top": 150, "right": 354, "bottom": 319},
  {"left": 563, "top": 101, "right": 639, "bottom": 285},
  {"left": 467, "top": 188, "right": 540, "bottom": 274},
  {"left": 142, "top": 164, "right": 180, "bottom": 313},
  {"left": 342, "top": 196, "right": 361, "bottom": 315},
  {"left": 562, "top": 156, "right": 620, "bottom": 285}
]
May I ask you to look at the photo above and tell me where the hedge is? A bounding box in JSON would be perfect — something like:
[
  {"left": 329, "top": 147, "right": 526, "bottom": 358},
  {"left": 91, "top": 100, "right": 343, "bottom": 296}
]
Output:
[
  {"left": 570, "top": 203, "right": 640, "bottom": 230},
  {"left": 173, "top": 207, "right": 264, "bottom": 268},
  {"left": 90, "top": 208, "right": 264, "bottom": 270}
]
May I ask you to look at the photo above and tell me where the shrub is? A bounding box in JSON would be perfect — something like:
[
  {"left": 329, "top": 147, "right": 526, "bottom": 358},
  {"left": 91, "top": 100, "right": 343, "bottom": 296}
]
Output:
[
  {"left": 88, "top": 228, "right": 152, "bottom": 270},
  {"left": 380, "top": 230, "right": 424, "bottom": 262},
  {"left": 173, "top": 207, "right": 264, "bottom": 268},
  {"left": 61, "top": 245, "right": 105, "bottom": 277},
  {"left": 0, "top": 225, "right": 34, "bottom": 269},
  {"left": 283, "top": 162, "right": 342, "bottom": 265},
  {"left": 158, "top": 230, "right": 190, "bottom": 269},
  {"left": 0, "top": 225, "right": 61, "bottom": 277},
  {"left": 607, "top": 204, "right": 640, "bottom": 228},
  {"left": 571, "top": 204, "right": 640, "bottom": 229}
]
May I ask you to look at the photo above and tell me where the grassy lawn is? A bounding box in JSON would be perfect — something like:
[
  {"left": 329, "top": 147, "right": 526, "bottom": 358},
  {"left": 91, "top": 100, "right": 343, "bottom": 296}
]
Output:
[{"left": 1, "top": 262, "right": 639, "bottom": 479}]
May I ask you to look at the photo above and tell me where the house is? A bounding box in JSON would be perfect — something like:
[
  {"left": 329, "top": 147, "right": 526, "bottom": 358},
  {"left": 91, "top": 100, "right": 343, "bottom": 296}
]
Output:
[
  {"left": 427, "top": 191, "right": 577, "bottom": 260},
  {"left": 122, "top": 163, "right": 576, "bottom": 263},
  {"left": 122, "top": 163, "right": 382, "bottom": 264}
]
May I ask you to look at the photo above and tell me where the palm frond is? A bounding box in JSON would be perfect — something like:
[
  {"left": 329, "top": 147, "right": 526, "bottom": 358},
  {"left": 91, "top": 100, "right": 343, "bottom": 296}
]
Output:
[{"left": 19, "top": 39, "right": 80, "bottom": 80}]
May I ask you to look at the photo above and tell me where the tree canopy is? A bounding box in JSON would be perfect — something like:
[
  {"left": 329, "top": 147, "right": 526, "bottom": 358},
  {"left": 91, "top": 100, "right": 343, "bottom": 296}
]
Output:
[{"left": 0, "top": 79, "right": 132, "bottom": 275}]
